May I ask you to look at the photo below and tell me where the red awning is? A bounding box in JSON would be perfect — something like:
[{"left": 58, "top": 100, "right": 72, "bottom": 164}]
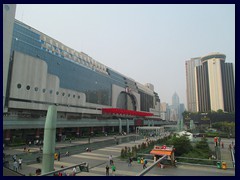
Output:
[{"left": 102, "top": 108, "right": 153, "bottom": 117}]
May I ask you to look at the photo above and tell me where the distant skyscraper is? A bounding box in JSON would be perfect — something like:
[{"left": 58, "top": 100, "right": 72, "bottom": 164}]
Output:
[
  {"left": 185, "top": 57, "right": 201, "bottom": 112},
  {"left": 170, "top": 92, "right": 180, "bottom": 121},
  {"left": 179, "top": 103, "right": 185, "bottom": 119},
  {"left": 160, "top": 102, "right": 170, "bottom": 120},
  {"left": 172, "top": 92, "right": 179, "bottom": 109},
  {"left": 186, "top": 52, "right": 235, "bottom": 113}
]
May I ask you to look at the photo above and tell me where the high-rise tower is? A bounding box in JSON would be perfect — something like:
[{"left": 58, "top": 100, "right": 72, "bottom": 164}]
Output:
[
  {"left": 185, "top": 57, "right": 201, "bottom": 112},
  {"left": 186, "top": 53, "right": 235, "bottom": 113},
  {"left": 195, "top": 53, "right": 235, "bottom": 112}
]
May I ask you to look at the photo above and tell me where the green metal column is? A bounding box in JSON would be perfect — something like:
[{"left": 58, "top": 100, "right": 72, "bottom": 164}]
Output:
[
  {"left": 42, "top": 105, "right": 57, "bottom": 174},
  {"left": 126, "top": 119, "right": 129, "bottom": 134},
  {"left": 119, "top": 118, "right": 122, "bottom": 133}
]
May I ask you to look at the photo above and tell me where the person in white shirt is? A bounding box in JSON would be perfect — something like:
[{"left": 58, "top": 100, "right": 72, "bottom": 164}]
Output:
[
  {"left": 18, "top": 158, "right": 22, "bottom": 170},
  {"left": 72, "top": 167, "right": 77, "bottom": 176},
  {"left": 109, "top": 155, "right": 113, "bottom": 165}
]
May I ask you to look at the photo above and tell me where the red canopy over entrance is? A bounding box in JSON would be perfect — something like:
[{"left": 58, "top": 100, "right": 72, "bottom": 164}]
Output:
[{"left": 102, "top": 108, "right": 153, "bottom": 117}]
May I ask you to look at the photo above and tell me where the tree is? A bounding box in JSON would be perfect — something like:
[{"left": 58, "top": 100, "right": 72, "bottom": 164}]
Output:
[
  {"left": 217, "top": 109, "right": 224, "bottom": 114},
  {"left": 166, "top": 135, "right": 193, "bottom": 156},
  {"left": 194, "top": 138, "right": 211, "bottom": 155}
]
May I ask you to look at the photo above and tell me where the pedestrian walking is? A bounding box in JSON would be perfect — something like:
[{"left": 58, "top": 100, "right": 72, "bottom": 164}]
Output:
[
  {"left": 173, "top": 158, "right": 177, "bottom": 167},
  {"left": 111, "top": 164, "right": 116, "bottom": 176},
  {"left": 143, "top": 159, "right": 148, "bottom": 169},
  {"left": 65, "top": 151, "right": 69, "bottom": 156},
  {"left": 12, "top": 154, "right": 17, "bottom": 161},
  {"left": 229, "top": 144, "right": 232, "bottom": 150},
  {"left": 58, "top": 152, "right": 61, "bottom": 161},
  {"left": 109, "top": 155, "right": 113, "bottom": 165},
  {"left": 18, "top": 158, "right": 22, "bottom": 170},
  {"left": 61, "top": 166, "right": 67, "bottom": 176},
  {"left": 128, "top": 157, "right": 132, "bottom": 166},
  {"left": 106, "top": 165, "right": 109, "bottom": 176},
  {"left": 72, "top": 166, "right": 77, "bottom": 176},
  {"left": 13, "top": 160, "right": 18, "bottom": 172}
]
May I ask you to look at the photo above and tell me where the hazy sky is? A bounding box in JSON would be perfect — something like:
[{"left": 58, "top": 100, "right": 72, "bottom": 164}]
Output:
[{"left": 15, "top": 4, "right": 235, "bottom": 106}]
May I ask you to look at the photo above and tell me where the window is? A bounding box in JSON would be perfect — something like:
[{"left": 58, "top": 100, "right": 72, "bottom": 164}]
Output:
[
  {"left": 17, "top": 83, "right": 21, "bottom": 89},
  {"left": 49, "top": 90, "right": 53, "bottom": 94},
  {"left": 56, "top": 91, "right": 59, "bottom": 95},
  {"left": 34, "top": 87, "right": 38, "bottom": 91},
  {"left": 43, "top": 89, "right": 46, "bottom": 93},
  {"left": 26, "top": 85, "right": 30, "bottom": 90},
  {"left": 62, "top": 92, "right": 65, "bottom": 96}
]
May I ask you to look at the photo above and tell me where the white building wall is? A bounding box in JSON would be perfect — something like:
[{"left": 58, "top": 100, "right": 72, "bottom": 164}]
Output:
[
  {"left": 207, "top": 59, "right": 224, "bottom": 111},
  {"left": 3, "top": 4, "right": 16, "bottom": 112},
  {"left": 8, "top": 51, "right": 94, "bottom": 113}
]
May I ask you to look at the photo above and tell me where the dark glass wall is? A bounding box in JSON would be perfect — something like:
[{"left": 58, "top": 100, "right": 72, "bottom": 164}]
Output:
[
  {"left": 196, "top": 64, "right": 211, "bottom": 112},
  {"left": 221, "top": 62, "right": 235, "bottom": 112},
  {"left": 139, "top": 91, "right": 153, "bottom": 112}
]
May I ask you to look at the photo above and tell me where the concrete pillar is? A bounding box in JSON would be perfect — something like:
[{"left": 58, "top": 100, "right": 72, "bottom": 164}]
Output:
[
  {"left": 102, "top": 126, "right": 105, "bottom": 133},
  {"left": 152, "top": 120, "right": 154, "bottom": 126},
  {"left": 58, "top": 128, "right": 62, "bottom": 142},
  {"left": 126, "top": 119, "right": 130, "bottom": 134},
  {"left": 90, "top": 127, "right": 94, "bottom": 134},
  {"left": 119, "top": 118, "right": 122, "bottom": 134},
  {"left": 76, "top": 127, "right": 80, "bottom": 137},
  {"left": 4, "top": 129, "right": 11, "bottom": 142},
  {"left": 35, "top": 128, "right": 40, "bottom": 139},
  {"left": 112, "top": 126, "right": 114, "bottom": 132},
  {"left": 42, "top": 105, "right": 57, "bottom": 174}
]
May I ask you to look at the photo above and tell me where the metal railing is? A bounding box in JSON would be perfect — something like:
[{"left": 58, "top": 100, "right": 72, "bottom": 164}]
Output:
[{"left": 136, "top": 155, "right": 167, "bottom": 176}]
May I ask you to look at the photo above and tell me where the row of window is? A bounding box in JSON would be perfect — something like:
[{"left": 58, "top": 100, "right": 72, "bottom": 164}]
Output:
[{"left": 16, "top": 84, "right": 81, "bottom": 99}]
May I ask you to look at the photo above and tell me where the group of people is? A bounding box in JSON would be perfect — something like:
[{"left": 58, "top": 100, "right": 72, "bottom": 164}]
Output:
[
  {"left": 12, "top": 155, "right": 23, "bottom": 172},
  {"left": 106, "top": 155, "right": 135, "bottom": 176},
  {"left": 105, "top": 164, "right": 116, "bottom": 176},
  {"left": 106, "top": 155, "right": 116, "bottom": 176}
]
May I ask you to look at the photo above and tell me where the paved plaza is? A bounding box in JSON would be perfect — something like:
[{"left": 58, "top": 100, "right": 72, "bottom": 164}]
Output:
[{"left": 3, "top": 134, "right": 235, "bottom": 176}]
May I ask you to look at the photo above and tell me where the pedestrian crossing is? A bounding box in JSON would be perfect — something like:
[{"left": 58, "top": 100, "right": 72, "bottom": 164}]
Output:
[
  {"left": 81, "top": 152, "right": 110, "bottom": 157},
  {"left": 72, "top": 154, "right": 108, "bottom": 161}
]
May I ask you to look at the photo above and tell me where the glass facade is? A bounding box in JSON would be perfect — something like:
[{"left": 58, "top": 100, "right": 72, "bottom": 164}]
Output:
[
  {"left": 11, "top": 21, "right": 128, "bottom": 106},
  {"left": 10, "top": 20, "right": 159, "bottom": 111}
]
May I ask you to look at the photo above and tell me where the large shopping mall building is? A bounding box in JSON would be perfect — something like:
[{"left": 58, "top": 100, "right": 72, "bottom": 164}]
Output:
[{"left": 3, "top": 4, "right": 170, "bottom": 143}]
